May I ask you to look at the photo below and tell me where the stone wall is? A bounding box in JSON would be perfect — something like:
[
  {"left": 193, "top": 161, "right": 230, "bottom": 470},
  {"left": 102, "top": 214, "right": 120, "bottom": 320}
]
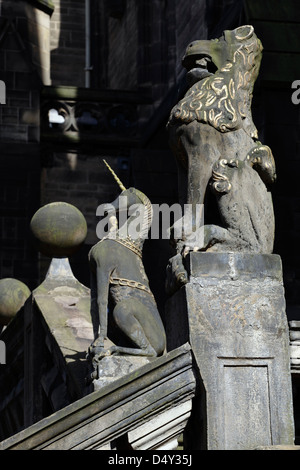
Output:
[
  {"left": 244, "top": 0, "right": 300, "bottom": 318},
  {"left": 0, "top": 143, "right": 40, "bottom": 289},
  {"left": 174, "top": 1, "right": 207, "bottom": 79},
  {"left": 95, "top": 0, "right": 208, "bottom": 98},
  {"left": 107, "top": 0, "right": 138, "bottom": 90},
  {"left": 50, "top": 0, "right": 86, "bottom": 87},
  {"left": 0, "top": 0, "right": 53, "bottom": 289},
  {"left": 0, "top": 0, "right": 50, "bottom": 142},
  {"left": 24, "top": 4, "right": 52, "bottom": 86},
  {"left": 263, "top": 88, "right": 300, "bottom": 319}
]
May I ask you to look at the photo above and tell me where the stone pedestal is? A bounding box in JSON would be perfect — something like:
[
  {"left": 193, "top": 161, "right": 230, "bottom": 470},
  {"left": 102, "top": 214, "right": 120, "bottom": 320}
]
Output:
[
  {"left": 93, "top": 355, "right": 151, "bottom": 391},
  {"left": 24, "top": 258, "right": 94, "bottom": 426},
  {"left": 166, "top": 252, "right": 295, "bottom": 450}
]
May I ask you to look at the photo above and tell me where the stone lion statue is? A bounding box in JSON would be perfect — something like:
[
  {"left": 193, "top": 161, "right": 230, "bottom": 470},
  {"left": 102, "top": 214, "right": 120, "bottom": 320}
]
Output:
[{"left": 166, "top": 25, "right": 276, "bottom": 292}]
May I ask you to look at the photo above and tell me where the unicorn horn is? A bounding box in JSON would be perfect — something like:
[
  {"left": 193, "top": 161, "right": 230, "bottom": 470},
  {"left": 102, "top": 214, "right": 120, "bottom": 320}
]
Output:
[{"left": 103, "top": 159, "right": 126, "bottom": 191}]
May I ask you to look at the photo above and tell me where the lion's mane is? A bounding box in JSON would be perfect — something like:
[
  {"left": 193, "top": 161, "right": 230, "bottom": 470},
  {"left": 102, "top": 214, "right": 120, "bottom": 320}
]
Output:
[{"left": 168, "top": 27, "right": 263, "bottom": 138}]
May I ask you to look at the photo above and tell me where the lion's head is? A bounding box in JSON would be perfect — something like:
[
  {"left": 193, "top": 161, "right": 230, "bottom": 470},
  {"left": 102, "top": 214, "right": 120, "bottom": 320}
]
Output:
[{"left": 168, "top": 25, "right": 263, "bottom": 138}]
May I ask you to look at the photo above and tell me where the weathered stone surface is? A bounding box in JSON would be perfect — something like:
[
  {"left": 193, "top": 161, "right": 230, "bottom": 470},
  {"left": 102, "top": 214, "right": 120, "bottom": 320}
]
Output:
[
  {"left": 128, "top": 400, "right": 192, "bottom": 450},
  {"left": 93, "top": 354, "right": 151, "bottom": 391},
  {"left": 166, "top": 252, "right": 295, "bottom": 450},
  {"left": 0, "top": 278, "right": 31, "bottom": 326},
  {"left": 0, "top": 258, "right": 94, "bottom": 441},
  {"left": 30, "top": 257, "right": 94, "bottom": 399},
  {"left": 167, "top": 25, "right": 276, "bottom": 260},
  {"left": 30, "top": 202, "right": 87, "bottom": 258},
  {"left": 0, "top": 344, "right": 195, "bottom": 450},
  {"left": 88, "top": 183, "right": 166, "bottom": 361}
]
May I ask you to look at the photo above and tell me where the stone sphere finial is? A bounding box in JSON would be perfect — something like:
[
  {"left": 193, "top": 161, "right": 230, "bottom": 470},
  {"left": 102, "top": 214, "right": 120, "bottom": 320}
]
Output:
[
  {"left": 0, "top": 278, "right": 31, "bottom": 326},
  {"left": 30, "top": 202, "right": 87, "bottom": 258}
]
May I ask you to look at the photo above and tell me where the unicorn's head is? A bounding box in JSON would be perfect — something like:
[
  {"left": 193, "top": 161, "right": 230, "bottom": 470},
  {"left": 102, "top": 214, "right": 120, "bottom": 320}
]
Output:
[{"left": 102, "top": 160, "right": 153, "bottom": 243}]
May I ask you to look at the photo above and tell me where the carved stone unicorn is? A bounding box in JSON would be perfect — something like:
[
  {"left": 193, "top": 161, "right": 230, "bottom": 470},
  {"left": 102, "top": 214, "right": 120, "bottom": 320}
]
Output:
[{"left": 88, "top": 161, "right": 166, "bottom": 361}]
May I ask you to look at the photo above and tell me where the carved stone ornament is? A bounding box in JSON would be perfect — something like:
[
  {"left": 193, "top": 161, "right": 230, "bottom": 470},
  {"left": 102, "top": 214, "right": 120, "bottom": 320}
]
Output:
[
  {"left": 167, "top": 25, "right": 276, "bottom": 264},
  {"left": 88, "top": 162, "right": 166, "bottom": 366}
]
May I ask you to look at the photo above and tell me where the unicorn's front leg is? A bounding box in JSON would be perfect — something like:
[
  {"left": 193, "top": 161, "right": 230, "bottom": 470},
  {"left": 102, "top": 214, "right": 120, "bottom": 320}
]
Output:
[{"left": 88, "top": 263, "right": 111, "bottom": 358}]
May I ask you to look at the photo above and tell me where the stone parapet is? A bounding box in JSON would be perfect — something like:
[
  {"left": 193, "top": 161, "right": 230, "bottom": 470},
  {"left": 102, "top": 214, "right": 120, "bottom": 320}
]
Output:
[{"left": 0, "top": 343, "right": 195, "bottom": 450}]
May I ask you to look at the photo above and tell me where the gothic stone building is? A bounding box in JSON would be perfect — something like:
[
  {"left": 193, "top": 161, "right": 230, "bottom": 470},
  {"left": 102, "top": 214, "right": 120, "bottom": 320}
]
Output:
[{"left": 0, "top": 0, "right": 300, "bottom": 448}]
